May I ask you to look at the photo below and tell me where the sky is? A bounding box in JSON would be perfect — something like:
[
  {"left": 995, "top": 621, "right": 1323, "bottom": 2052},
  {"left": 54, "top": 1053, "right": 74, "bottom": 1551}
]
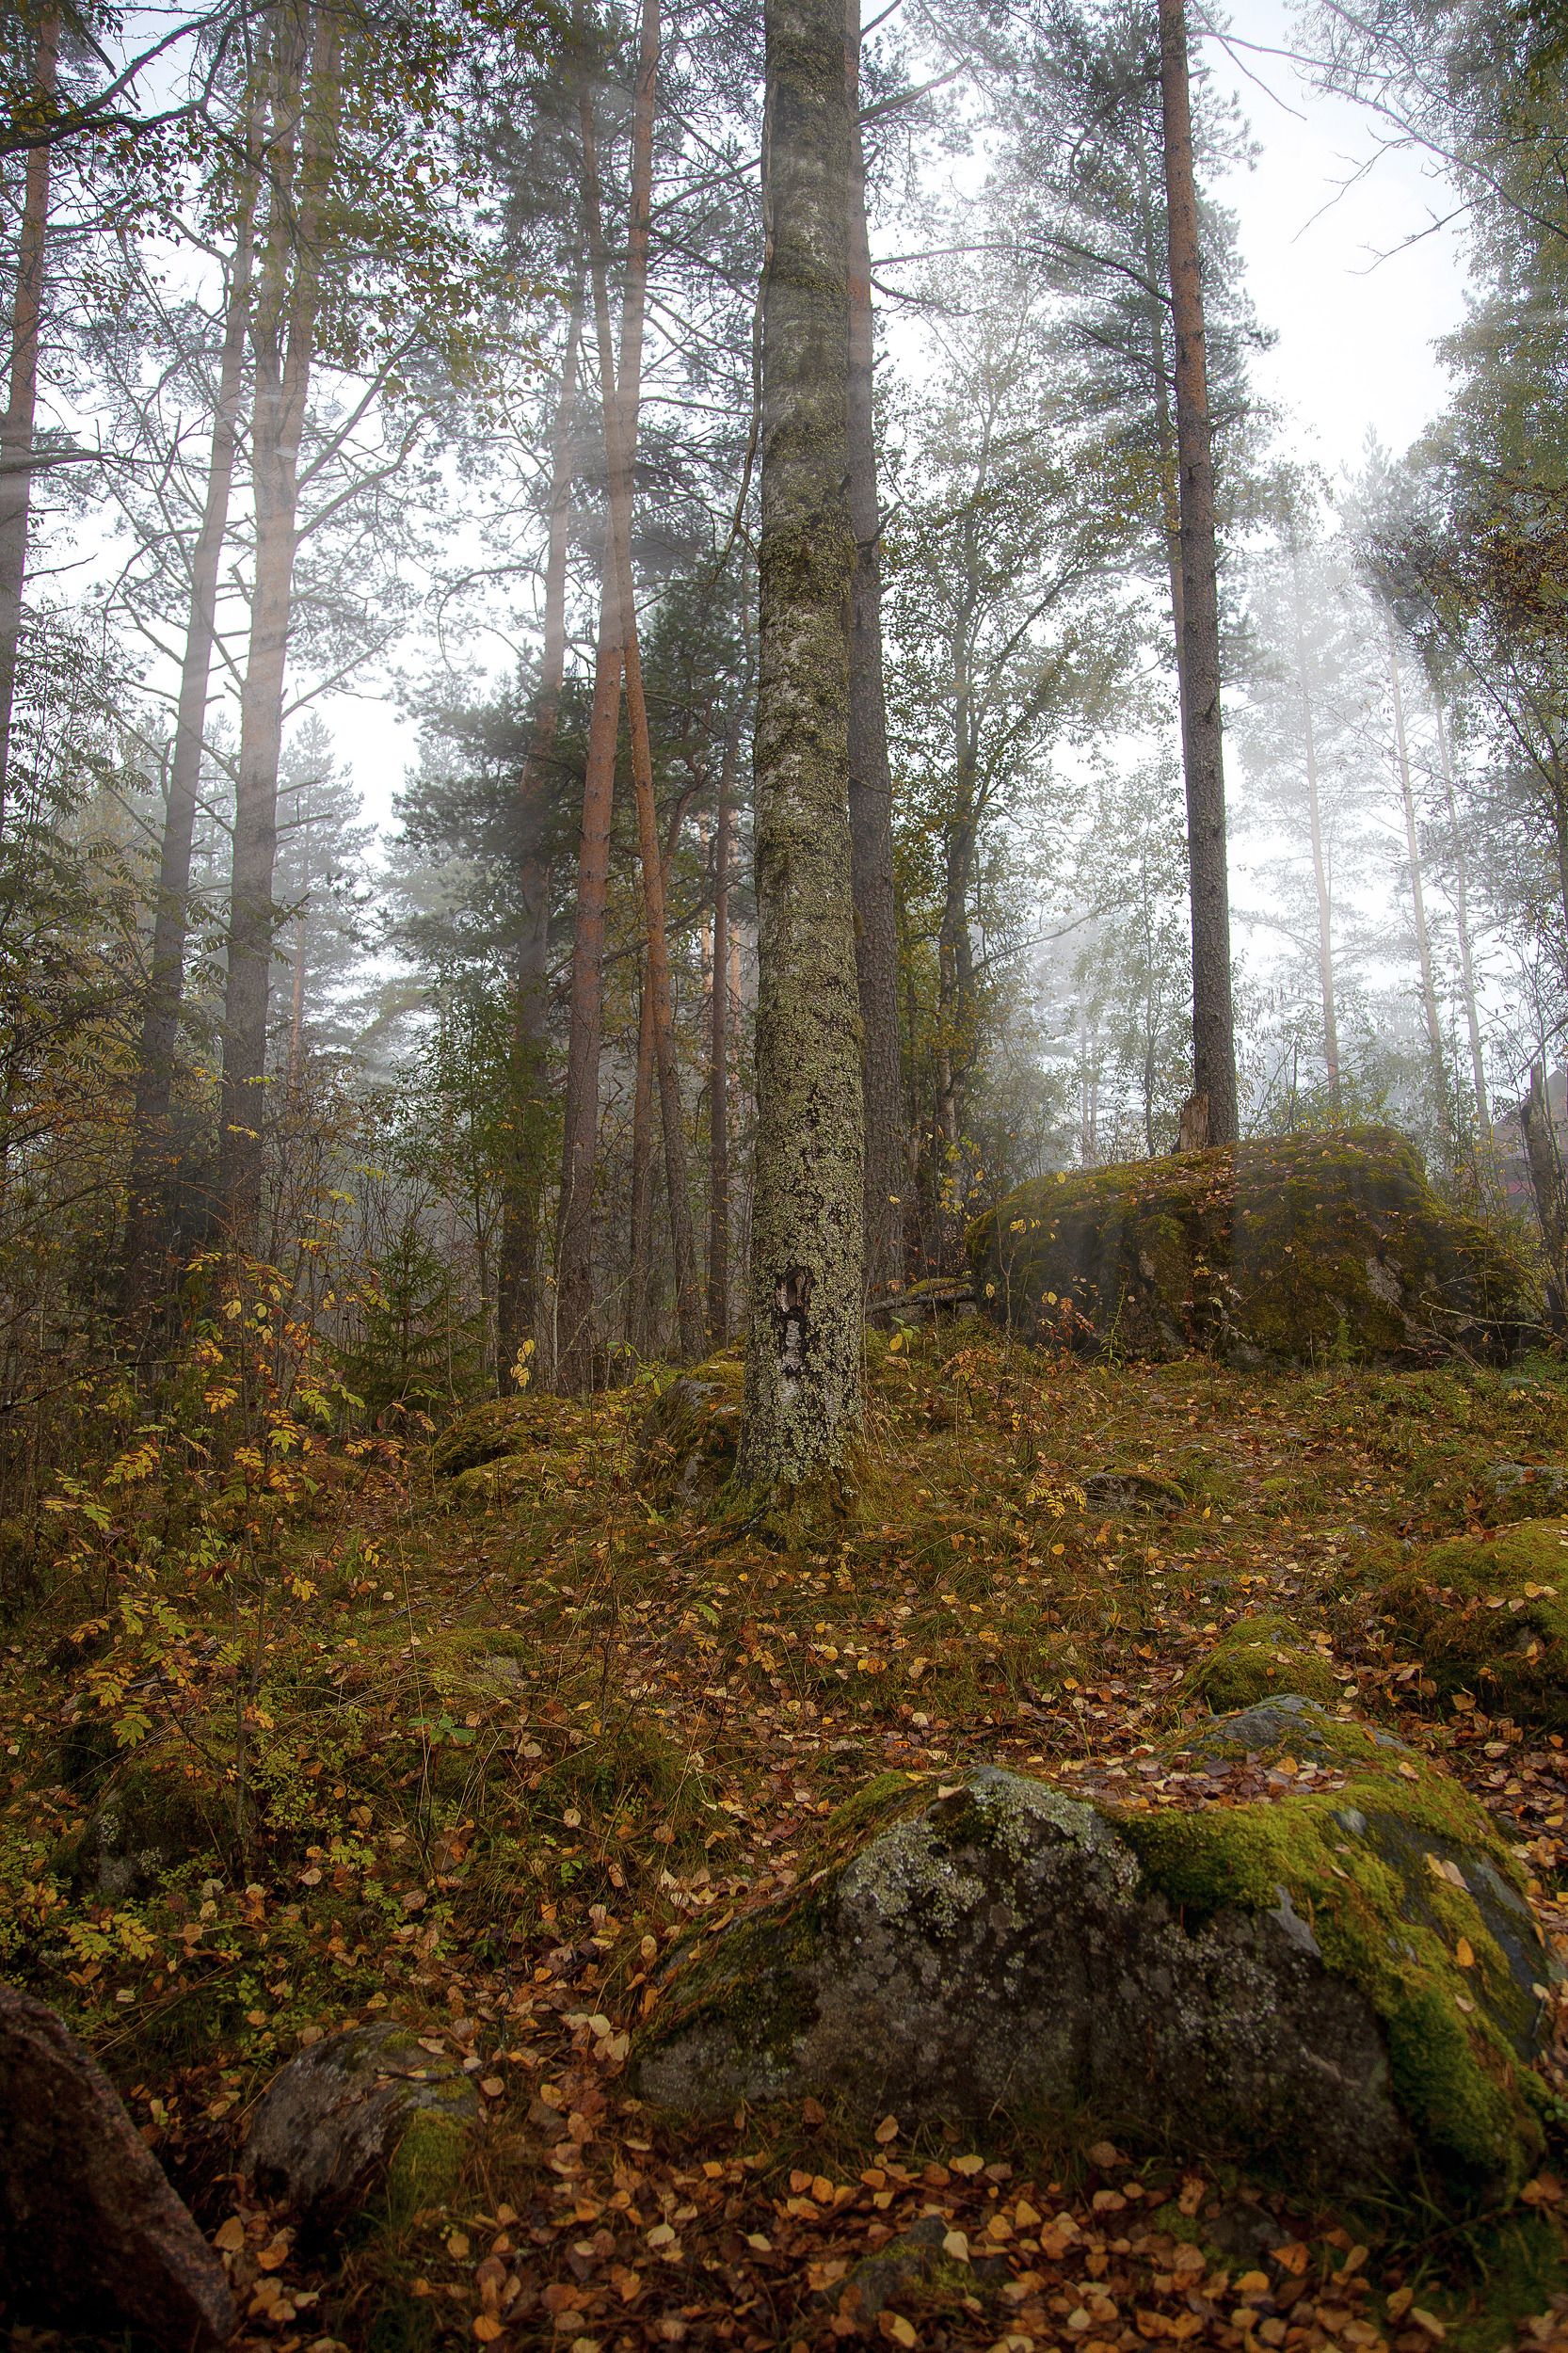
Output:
[{"left": 1206, "top": 0, "right": 1469, "bottom": 479}]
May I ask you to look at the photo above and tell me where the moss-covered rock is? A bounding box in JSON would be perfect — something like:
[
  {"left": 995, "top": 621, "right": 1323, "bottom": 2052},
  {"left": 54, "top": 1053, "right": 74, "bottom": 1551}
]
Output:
[
  {"left": 634, "top": 1355, "right": 744, "bottom": 1502},
  {"left": 243, "top": 2020, "right": 479, "bottom": 2232},
  {"left": 1186, "top": 1613, "right": 1342, "bottom": 1712},
  {"left": 969, "top": 1125, "right": 1539, "bottom": 1367},
  {"left": 1379, "top": 1518, "right": 1568, "bottom": 1726},
  {"left": 632, "top": 1699, "right": 1556, "bottom": 2210},
  {"left": 430, "top": 1396, "right": 554, "bottom": 1480}
]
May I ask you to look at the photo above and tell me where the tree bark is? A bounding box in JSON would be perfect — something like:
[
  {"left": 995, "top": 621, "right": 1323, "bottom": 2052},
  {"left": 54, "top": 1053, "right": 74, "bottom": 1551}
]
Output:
[
  {"left": 736, "top": 0, "right": 864, "bottom": 1494},
  {"left": 1288, "top": 538, "right": 1340, "bottom": 1107},
  {"left": 844, "top": 0, "right": 903, "bottom": 1305},
  {"left": 1385, "top": 616, "right": 1448, "bottom": 1134},
  {"left": 627, "top": 961, "right": 657, "bottom": 1351},
  {"left": 121, "top": 129, "right": 262, "bottom": 1316},
  {"left": 217, "top": 2, "right": 342, "bottom": 1244},
  {"left": 1158, "top": 0, "right": 1238, "bottom": 1145},
  {"left": 553, "top": 548, "right": 621, "bottom": 1391},
  {"left": 0, "top": 6, "right": 57, "bottom": 833},
  {"left": 1523, "top": 1063, "right": 1568, "bottom": 1326},
  {"left": 496, "top": 279, "right": 584, "bottom": 1385},
  {"left": 579, "top": 16, "right": 704, "bottom": 1363},
  {"left": 708, "top": 697, "right": 739, "bottom": 1343},
  {"left": 1432, "top": 691, "right": 1489, "bottom": 1133}
]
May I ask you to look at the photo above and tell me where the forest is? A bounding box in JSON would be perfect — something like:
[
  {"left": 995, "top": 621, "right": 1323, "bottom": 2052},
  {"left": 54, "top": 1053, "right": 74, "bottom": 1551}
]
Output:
[{"left": 7, "top": 0, "right": 1568, "bottom": 2349}]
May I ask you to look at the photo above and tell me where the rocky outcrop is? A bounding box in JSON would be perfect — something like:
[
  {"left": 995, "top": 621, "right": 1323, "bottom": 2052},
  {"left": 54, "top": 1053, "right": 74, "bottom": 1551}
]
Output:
[
  {"left": 0, "top": 1982, "right": 233, "bottom": 2346},
  {"left": 633, "top": 1700, "right": 1557, "bottom": 2207},
  {"left": 969, "top": 1125, "right": 1539, "bottom": 1366},
  {"left": 244, "top": 2020, "right": 478, "bottom": 2230},
  {"left": 1377, "top": 1518, "right": 1568, "bottom": 1727}
]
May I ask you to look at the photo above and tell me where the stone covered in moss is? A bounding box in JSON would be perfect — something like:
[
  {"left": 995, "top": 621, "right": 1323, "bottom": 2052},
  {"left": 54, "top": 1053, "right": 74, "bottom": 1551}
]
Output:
[
  {"left": 1379, "top": 1518, "right": 1568, "bottom": 1727},
  {"left": 969, "top": 1125, "right": 1538, "bottom": 1367},
  {"left": 1185, "top": 1613, "right": 1342, "bottom": 1712},
  {"left": 430, "top": 1395, "right": 553, "bottom": 1480},
  {"left": 632, "top": 1700, "right": 1555, "bottom": 2207},
  {"left": 244, "top": 2020, "right": 478, "bottom": 2231},
  {"left": 635, "top": 1355, "right": 745, "bottom": 1502}
]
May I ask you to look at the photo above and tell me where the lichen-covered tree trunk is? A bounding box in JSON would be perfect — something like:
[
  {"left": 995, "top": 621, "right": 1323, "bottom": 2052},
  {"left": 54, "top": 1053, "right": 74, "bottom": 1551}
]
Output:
[
  {"left": 1159, "top": 0, "right": 1238, "bottom": 1147},
  {"left": 845, "top": 0, "right": 904, "bottom": 1308},
  {"left": 708, "top": 700, "right": 739, "bottom": 1343},
  {"left": 1385, "top": 616, "right": 1448, "bottom": 1144},
  {"left": 735, "top": 0, "right": 864, "bottom": 1495}
]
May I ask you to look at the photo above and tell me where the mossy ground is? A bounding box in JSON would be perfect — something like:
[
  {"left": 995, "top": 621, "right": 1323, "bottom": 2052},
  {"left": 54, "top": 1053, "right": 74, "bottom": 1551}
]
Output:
[
  {"left": 1376, "top": 1521, "right": 1568, "bottom": 1730},
  {"left": 1183, "top": 1610, "right": 1344, "bottom": 1712},
  {"left": 6, "top": 1327, "right": 1568, "bottom": 2345}
]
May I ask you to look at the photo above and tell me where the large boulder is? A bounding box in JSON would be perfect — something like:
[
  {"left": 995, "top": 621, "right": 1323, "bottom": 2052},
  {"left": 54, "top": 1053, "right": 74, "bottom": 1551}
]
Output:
[
  {"left": 632, "top": 1699, "right": 1557, "bottom": 2207},
  {"left": 0, "top": 1982, "right": 233, "bottom": 2346},
  {"left": 244, "top": 2020, "right": 479, "bottom": 2230},
  {"left": 969, "top": 1124, "right": 1539, "bottom": 1365},
  {"left": 1377, "top": 1519, "right": 1568, "bottom": 1727}
]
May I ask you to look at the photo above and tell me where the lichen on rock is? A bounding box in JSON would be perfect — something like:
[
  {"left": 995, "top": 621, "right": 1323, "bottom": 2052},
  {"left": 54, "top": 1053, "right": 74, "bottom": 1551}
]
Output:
[
  {"left": 632, "top": 1700, "right": 1558, "bottom": 2210},
  {"left": 968, "top": 1125, "right": 1539, "bottom": 1367},
  {"left": 243, "top": 2020, "right": 479, "bottom": 2231},
  {"left": 1377, "top": 1517, "right": 1568, "bottom": 1727}
]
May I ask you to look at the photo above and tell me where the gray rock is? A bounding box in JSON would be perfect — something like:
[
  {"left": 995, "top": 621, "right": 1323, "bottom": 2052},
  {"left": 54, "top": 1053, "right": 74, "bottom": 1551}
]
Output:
[
  {"left": 244, "top": 2020, "right": 479, "bottom": 2228},
  {"left": 633, "top": 1707, "right": 1556, "bottom": 2207},
  {"left": 0, "top": 1981, "right": 233, "bottom": 2347}
]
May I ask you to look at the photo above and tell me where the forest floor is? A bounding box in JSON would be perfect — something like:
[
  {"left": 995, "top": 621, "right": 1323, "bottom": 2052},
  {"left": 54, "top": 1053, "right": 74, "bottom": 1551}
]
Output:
[{"left": 8, "top": 1324, "right": 1568, "bottom": 2353}]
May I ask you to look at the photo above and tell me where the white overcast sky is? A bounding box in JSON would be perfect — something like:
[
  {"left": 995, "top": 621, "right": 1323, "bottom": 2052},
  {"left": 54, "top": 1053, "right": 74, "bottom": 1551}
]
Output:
[{"left": 1207, "top": 0, "right": 1467, "bottom": 477}]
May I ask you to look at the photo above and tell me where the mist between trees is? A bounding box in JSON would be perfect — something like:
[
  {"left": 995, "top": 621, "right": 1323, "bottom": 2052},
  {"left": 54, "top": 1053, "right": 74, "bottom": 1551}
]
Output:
[{"left": 0, "top": 0, "right": 1563, "bottom": 1500}]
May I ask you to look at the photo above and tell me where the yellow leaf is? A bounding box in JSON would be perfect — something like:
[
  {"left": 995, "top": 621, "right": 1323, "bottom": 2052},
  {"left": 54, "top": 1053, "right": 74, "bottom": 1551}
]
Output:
[{"left": 1456, "top": 1937, "right": 1476, "bottom": 1969}]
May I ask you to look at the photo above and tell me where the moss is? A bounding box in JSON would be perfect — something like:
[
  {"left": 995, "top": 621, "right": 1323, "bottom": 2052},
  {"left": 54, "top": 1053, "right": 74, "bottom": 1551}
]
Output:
[
  {"left": 971, "top": 1126, "right": 1539, "bottom": 1368},
  {"left": 430, "top": 1395, "right": 556, "bottom": 1480},
  {"left": 383, "top": 2107, "right": 468, "bottom": 2230},
  {"left": 1186, "top": 1613, "right": 1342, "bottom": 1711},
  {"left": 636, "top": 1356, "right": 746, "bottom": 1502},
  {"left": 1379, "top": 1519, "right": 1568, "bottom": 1726},
  {"left": 1122, "top": 1718, "right": 1549, "bottom": 2191},
  {"left": 1444, "top": 2210, "right": 1568, "bottom": 2351}
]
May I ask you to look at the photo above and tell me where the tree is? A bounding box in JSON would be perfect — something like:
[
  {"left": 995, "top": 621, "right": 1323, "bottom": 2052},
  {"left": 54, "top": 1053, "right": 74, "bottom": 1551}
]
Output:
[
  {"left": 1158, "top": 0, "right": 1237, "bottom": 1144},
  {"left": 845, "top": 0, "right": 904, "bottom": 1305},
  {"left": 0, "top": 5, "right": 58, "bottom": 829},
  {"left": 735, "top": 0, "right": 864, "bottom": 1495}
]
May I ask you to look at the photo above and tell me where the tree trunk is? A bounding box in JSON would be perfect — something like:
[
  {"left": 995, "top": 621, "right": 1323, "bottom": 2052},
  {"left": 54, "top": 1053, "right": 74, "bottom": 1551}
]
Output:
[
  {"left": 1385, "top": 616, "right": 1448, "bottom": 1134},
  {"left": 0, "top": 6, "right": 58, "bottom": 832},
  {"left": 1432, "top": 692, "right": 1488, "bottom": 1133},
  {"left": 579, "top": 16, "right": 704, "bottom": 1363},
  {"left": 736, "top": 0, "right": 864, "bottom": 1495},
  {"left": 1288, "top": 539, "right": 1340, "bottom": 1106},
  {"left": 553, "top": 550, "right": 621, "bottom": 1391},
  {"left": 1158, "top": 0, "right": 1238, "bottom": 1145},
  {"left": 628, "top": 963, "right": 657, "bottom": 1352},
  {"left": 121, "top": 138, "right": 262, "bottom": 1316},
  {"left": 844, "top": 0, "right": 904, "bottom": 1306},
  {"left": 708, "top": 698, "right": 739, "bottom": 1343},
  {"left": 1523, "top": 1063, "right": 1568, "bottom": 1327},
  {"left": 496, "top": 279, "right": 584, "bottom": 1385},
  {"left": 217, "top": 3, "right": 342, "bottom": 1244}
]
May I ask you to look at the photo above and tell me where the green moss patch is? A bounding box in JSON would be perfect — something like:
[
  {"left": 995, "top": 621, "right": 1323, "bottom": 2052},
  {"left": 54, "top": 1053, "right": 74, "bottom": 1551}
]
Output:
[
  {"left": 1378, "top": 1519, "right": 1568, "bottom": 1726},
  {"left": 1185, "top": 1613, "right": 1342, "bottom": 1712},
  {"left": 970, "top": 1125, "right": 1539, "bottom": 1367}
]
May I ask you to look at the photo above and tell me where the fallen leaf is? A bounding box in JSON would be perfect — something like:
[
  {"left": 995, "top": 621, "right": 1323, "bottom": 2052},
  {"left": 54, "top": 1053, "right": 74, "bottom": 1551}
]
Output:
[{"left": 874, "top": 2113, "right": 900, "bottom": 2144}]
